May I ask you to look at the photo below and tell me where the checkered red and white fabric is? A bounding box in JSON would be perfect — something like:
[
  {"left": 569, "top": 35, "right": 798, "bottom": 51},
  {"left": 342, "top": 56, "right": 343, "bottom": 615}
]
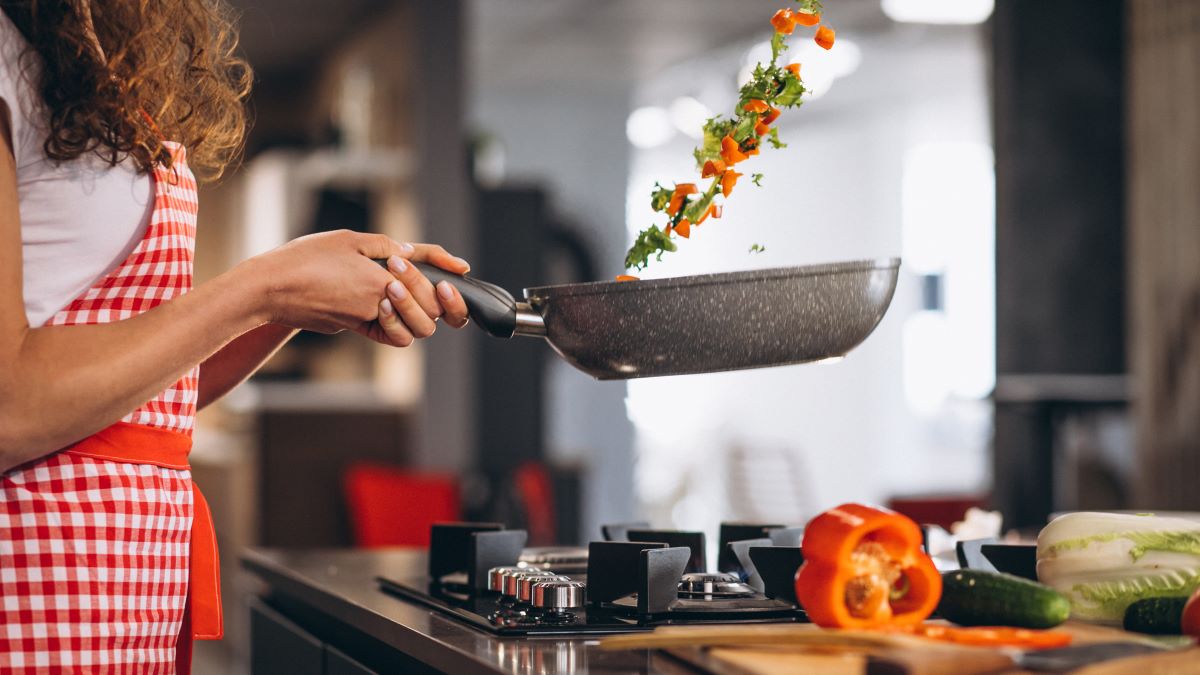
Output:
[
  {"left": 44, "top": 142, "right": 200, "bottom": 434},
  {"left": 0, "top": 453, "right": 193, "bottom": 673},
  {"left": 1, "top": 144, "right": 200, "bottom": 673}
]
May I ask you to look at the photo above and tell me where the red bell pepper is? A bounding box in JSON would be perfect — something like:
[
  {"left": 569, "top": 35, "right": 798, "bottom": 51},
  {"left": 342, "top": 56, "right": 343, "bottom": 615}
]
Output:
[{"left": 794, "top": 503, "right": 942, "bottom": 629}]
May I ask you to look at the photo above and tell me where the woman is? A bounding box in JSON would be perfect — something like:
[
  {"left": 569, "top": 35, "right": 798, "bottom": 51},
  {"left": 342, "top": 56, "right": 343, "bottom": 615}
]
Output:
[{"left": 0, "top": 1, "right": 469, "bottom": 671}]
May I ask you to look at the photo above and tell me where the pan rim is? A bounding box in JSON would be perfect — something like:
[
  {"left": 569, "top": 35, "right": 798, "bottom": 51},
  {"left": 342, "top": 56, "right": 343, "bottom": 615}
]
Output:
[{"left": 523, "top": 256, "right": 901, "bottom": 300}]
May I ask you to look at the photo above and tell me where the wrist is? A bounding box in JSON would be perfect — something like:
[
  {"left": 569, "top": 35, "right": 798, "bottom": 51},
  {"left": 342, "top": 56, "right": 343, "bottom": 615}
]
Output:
[{"left": 222, "top": 256, "right": 276, "bottom": 329}]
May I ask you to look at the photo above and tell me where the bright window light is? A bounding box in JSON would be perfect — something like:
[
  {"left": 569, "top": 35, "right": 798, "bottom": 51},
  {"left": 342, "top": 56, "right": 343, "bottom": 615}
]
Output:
[
  {"left": 882, "top": 0, "right": 994, "bottom": 25},
  {"left": 669, "top": 97, "right": 713, "bottom": 139},
  {"left": 626, "top": 106, "right": 675, "bottom": 149},
  {"left": 901, "top": 142, "right": 995, "bottom": 408},
  {"left": 793, "top": 38, "right": 862, "bottom": 101}
]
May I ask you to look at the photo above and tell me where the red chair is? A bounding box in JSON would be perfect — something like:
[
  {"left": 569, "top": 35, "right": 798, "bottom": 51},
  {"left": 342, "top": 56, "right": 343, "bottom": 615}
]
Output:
[
  {"left": 343, "top": 463, "right": 461, "bottom": 548},
  {"left": 513, "top": 462, "right": 556, "bottom": 546}
]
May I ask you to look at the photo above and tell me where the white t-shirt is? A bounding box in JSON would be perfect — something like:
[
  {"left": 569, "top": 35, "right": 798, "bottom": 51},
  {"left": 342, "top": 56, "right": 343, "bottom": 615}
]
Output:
[{"left": 1, "top": 13, "right": 153, "bottom": 327}]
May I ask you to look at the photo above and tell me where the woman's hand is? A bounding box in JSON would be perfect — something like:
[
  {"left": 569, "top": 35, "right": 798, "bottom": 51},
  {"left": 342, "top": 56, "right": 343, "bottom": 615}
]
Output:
[
  {"left": 360, "top": 244, "right": 472, "bottom": 347},
  {"left": 241, "top": 230, "right": 470, "bottom": 345}
]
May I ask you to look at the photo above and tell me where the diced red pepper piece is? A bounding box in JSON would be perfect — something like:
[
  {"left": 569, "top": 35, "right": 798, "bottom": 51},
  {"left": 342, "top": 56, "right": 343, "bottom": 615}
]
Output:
[
  {"left": 721, "top": 171, "right": 742, "bottom": 198},
  {"left": 701, "top": 159, "right": 726, "bottom": 178},
  {"left": 674, "top": 219, "right": 691, "bottom": 239},
  {"left": 793, "top": 11, "right": 820, "bottom": 26},
  {"left": 720, "top": 135, "right": 748, "bottom": 165},
  {"left": 771, "top": 9, "right": 796, "bottom": 34},
  {"left": 815, "top": 24, "right": 836, "bottom": 50},
  {"left": 743, "top": 99, "right": 770, "bottom": 114}
]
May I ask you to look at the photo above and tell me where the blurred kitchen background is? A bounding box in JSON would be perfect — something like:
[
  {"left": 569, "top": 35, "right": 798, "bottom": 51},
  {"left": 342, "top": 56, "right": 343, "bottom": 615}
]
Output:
[{"left": 193, "top": 0, "right": 1198, "bottom": 668}]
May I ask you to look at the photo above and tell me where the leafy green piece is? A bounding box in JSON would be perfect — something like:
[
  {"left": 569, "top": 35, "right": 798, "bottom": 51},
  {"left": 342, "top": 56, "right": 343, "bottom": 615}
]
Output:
[
  {"left": 649, "top": 183, "right": 674, "bottom": 212},
  {"left": 766, "top": 128, "right": 787, "bottom": 150},
  {"left": 749, "top": 244, "right": 767, "bottom": 254},
  {"left": 625, "top": 225, "right": 678, "bottom": 271},
  {"left": 751, "top": 173, "right": 764, "bottom": 187}
]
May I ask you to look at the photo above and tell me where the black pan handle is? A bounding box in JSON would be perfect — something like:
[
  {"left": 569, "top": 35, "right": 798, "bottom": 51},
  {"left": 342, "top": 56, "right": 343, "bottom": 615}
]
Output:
[{"left": 374, "top": 259, "right": 518, "bottom": 338}]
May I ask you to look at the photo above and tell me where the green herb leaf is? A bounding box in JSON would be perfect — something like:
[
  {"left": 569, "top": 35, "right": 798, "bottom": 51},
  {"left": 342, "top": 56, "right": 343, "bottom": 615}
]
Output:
[
  {"left": 751, "top": 173, "right": 764, "bottom": 186},
  {"left": 749, "top": 243, "right": 767, "bottom": 254}
]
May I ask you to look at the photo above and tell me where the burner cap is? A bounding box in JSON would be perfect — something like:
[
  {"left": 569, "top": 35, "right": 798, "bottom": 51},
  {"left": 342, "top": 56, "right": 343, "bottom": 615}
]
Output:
[{"left": 677, "top": 572, "right": 756, "bottom": 598}]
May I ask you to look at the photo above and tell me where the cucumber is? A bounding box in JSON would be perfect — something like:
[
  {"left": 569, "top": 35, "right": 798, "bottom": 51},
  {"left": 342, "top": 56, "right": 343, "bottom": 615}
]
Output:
[
  {"left": 938, "top": 569, "right": 1070, "bottom": 629},
  {"left": 1123, "top": 597, "right": 1188, "bottom": 635}
]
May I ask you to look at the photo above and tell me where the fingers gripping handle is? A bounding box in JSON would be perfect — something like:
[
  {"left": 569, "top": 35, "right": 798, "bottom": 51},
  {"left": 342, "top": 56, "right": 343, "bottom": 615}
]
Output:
[{"left": 374, "top": 259, "right": 518, "bottom": 338}]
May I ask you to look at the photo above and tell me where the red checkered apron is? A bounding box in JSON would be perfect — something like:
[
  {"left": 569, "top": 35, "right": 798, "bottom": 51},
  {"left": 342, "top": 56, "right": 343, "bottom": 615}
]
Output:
[{"left": 0, "top": 144, "right": 222, "bottom": 674}]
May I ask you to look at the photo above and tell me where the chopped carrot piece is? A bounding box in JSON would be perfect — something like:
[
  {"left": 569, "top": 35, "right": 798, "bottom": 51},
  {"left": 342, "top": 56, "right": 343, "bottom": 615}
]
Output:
[
  {"left": 743, "top": 99, "right": 770, "bottom": 114},
  {"left": 762, "top": 106, "right": 781, "bottom": 125},
  {"left": 673, "top": 183, "right": 699, "bottom": 196},
  {"left": 793, "top": 11, "right": 820, "bottom": 26},
  {"left": 666, "top": 193, "right": 685, "bottom": 216},
  {"left": 697, "top": 203, "right": 721, "bottom": 225},
  {"left": 674, "top": 219, "right": 691, "bottom": 239},
  {"left": 754, "top": 121, "right": 770, "bottom": 136},
  {"left": 722, "top": 171, "right": 742, "bottom": 198},
  {"left": 701, "top": 159, "right": 726, "bottom": 178},
  {"left": 785, "top": 63, "right": 802, "bottom": 78},
  {"left": 615, "top": 274, "right": 640, "bottom": 282},
  {"left": 720, "top": 135, "right": 749, "bottom": 164},
  {"left": 770, "top": 9, "right": 796, "bottom": 34},
  {"left": 815, "top": 25, "right": 836, "bottom": 50}
]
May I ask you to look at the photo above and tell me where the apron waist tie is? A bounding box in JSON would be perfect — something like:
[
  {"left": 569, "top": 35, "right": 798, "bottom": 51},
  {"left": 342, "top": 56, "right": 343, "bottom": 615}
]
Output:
[{"left": 63, "top": 422, "right": 224, "bottom": 640}]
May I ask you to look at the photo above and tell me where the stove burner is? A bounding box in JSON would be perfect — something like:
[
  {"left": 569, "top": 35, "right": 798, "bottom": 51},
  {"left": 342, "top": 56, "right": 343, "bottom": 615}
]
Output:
[
  {"left": 378, "top": 521, "right": 806, "bottom": 636},
  {"left": 677, "top": 572, "right": 757, "bottom": 599}
]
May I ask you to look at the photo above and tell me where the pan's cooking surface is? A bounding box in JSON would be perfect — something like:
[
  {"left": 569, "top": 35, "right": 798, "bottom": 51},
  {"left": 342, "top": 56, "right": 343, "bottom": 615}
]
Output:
[{"left": 524, "top": 258, "right": 900, "bottom": 380}]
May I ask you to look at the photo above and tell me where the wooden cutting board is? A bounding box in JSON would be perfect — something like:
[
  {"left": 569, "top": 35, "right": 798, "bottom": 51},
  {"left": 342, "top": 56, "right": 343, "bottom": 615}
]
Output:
[{"left": 600, "top": 622, "right": 1197, "bottom": 675}]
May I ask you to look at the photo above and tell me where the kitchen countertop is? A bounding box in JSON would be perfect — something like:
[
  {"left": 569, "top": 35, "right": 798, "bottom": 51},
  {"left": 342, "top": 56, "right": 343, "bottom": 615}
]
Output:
[{"left": 241, "top": 547, "right": 692, "bottom": 675}]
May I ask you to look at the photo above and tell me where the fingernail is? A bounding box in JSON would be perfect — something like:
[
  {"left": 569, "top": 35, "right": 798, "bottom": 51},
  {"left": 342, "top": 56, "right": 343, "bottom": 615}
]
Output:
[
  {"left": 388, "top": 280, "right": 407, "bottom": 299},
  {"left": 389, "top": 255, "right": 408, "bottom": 273},
  {"left": 380, "top": 298, "right": 394, "bottom": 315},
  {"left": 437, "top": 281, "right": 455, "bottom": 301},
  {"left": 400, "top": 242, "right": 415, "bottom": 254},
  {"left": 453, "top": 256, "right": 470, "bottom": 271}
]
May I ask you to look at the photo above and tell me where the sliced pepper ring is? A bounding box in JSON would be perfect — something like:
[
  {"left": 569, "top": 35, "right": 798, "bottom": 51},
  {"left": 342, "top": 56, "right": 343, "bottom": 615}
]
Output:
[{"left": 794, "top": 503, "right": 942, "bottom": 629}]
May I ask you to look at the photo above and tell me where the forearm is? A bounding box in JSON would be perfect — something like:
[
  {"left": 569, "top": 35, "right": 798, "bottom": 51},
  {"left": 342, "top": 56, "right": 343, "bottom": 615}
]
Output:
[
  {"left": 0, "top": 261, "right": 269, "bottom": 469},
  {"left": 197, "top": 323, "right": 297, "bottom": 410}
]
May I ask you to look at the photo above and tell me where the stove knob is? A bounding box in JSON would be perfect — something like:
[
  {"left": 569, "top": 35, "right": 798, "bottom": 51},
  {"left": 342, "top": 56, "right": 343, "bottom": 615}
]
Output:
[
  {"left": 518, "top": 574, "right": 569, "bottom": 604},
  {"left": 531, "top": 580, "right": 586, "bottom": 611},
  {"left": 487, "top": 566, "right": 530, "bottom": 593},
  {"left": 502, "top": 570, "right": 556, "bottom": 598}
]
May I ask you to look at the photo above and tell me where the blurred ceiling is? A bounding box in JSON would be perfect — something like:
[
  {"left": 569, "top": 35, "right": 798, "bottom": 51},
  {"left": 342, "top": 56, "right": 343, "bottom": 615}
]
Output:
[
  {"left": 231, "top": 0, "right": 887, "bottom": 82},
  {"left": 469, "top": 0, "right": 888, "bottom": 89}
]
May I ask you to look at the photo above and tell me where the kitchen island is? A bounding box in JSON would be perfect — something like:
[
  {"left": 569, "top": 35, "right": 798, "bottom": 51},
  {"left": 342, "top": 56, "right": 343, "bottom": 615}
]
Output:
[{"left": 241, "top": 548, "right": 689, "bottom": 675}]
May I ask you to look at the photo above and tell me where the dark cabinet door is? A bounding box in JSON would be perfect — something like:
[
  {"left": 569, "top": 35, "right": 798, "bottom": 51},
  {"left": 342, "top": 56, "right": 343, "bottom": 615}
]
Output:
[
  {"left": 325, "top": 645, "right": 377, "bottom": 675},
  {"left": 250, "top": 599, "right": 325, "bottom": 675}
]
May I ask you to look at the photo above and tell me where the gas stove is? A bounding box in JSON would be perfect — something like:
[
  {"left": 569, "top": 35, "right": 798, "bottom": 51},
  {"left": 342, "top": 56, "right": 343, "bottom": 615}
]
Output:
[{"left": 376, "top": 522, "right": 807, "bottom": 636}]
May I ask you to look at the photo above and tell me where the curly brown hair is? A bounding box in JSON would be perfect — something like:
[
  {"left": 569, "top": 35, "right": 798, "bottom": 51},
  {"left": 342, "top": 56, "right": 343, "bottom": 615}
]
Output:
[{"left": 1, "top": 0, "right": 252, "bottom": 182}]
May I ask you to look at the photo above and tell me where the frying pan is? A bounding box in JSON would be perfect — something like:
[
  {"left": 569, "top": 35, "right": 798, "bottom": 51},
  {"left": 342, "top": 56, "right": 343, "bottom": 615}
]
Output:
[{"left": 401, "top": 258, "right": 900, "bottom": 380}]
